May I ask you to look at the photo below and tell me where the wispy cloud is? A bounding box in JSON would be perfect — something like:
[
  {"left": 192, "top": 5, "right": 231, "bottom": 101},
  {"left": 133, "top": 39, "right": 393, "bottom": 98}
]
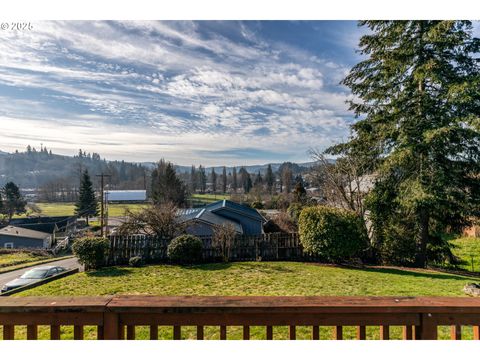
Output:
[{"left": 0, "top": 21, "right": 361, "bottom": 165}]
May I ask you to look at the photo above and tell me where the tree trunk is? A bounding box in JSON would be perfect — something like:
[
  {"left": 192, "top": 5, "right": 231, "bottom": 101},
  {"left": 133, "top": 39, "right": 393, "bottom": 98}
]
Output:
[{"left": 414, "top": 209, "right": 429, "bottom": 268}]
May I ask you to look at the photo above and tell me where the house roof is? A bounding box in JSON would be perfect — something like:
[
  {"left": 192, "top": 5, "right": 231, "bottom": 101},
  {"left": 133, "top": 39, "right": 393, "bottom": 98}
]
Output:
[
  {"left": 177, "top": 200, "right": 264, "bottom": 233},
  {"left": 178, "top": 207, "right": 243, "bottom": 233},
  {"left": 206, "top": 200, "right": 265, "bottom": 221},
  {"left": 9, "top": 216, "right": 76, "bottom": 234},
  {"left": 0, "top": 226, "right": 51, "bottom": 240}
]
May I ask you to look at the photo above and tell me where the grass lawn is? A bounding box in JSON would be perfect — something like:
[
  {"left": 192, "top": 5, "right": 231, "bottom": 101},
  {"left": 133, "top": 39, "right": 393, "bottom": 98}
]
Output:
[
  {"left": 450, "top": 237, "right": 480, "bottom": 272},
  {"left": 8, "top": 261, "right": 480, "bottom": 340},
  {"left": 0, "top": 251, "right": 52, "bottom": 271},
  {"left": 17, "top": 202, "right": 148, "bottom": 218},
  {"left": 189, "top": 193, "right": 230, "bottom": 204}
]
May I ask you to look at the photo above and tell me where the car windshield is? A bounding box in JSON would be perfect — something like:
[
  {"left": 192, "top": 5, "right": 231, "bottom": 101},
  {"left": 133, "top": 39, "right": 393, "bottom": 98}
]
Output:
[{"left": 20, "top": 269, "right": 48, "bottom": 279}]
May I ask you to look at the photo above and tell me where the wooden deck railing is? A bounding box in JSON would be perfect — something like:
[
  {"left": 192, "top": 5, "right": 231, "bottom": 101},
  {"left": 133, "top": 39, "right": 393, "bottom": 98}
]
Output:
[{"left": 1, "top": 296, "right": 480, "bottom": 340}]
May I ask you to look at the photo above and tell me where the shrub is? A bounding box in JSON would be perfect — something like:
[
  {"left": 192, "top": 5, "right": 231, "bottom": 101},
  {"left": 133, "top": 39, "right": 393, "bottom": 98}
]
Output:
[
  {"left": 287, "top": 203, "right": 304, "bottom": 223},
  {"left": 72, "top": 237, "right": 110, "bottom": 270},
  {"left": 264, "top": 211, "right": 297, "bottom": 233},
  {"left": 128, "top": 256, "right": 145, "bottom": 267},
  {"left": 167, "top": 235, "right": 203, "bottom": 264},
  {"left": 298, "top": 206, "right": 368, "bottom": 262}
]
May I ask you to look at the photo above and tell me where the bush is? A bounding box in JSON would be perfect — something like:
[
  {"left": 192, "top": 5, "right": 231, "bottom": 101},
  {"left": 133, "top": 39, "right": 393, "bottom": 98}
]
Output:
[
  {"left": 298, "top": 206, "right": 368, "bottom": 262},
  {"left": 128, "top": 256, "right": 144, "bottom": 267},
  {"left": 167, "top": 235, "right": 203, "bottom": 264},
  {"left": 287, "top": 203, "right": 304, "bottom": 223},
  {"left": 72, "top": 237, "right": 109, "bottom": 270}
]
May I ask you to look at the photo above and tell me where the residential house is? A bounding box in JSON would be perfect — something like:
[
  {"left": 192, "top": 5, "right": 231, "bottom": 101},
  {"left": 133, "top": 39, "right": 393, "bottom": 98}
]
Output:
[
  {"left": 0, "top": 225, "right": 53, "bottom": 249},
  {"left": 178, "top": 200, "right": 266, "bottom": 237}
]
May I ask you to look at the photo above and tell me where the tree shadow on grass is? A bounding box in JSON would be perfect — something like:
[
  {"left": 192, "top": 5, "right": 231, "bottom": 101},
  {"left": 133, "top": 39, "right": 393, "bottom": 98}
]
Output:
[
  {"left": 85, "top": 267, "right": 134, "bottom": 277},
  {"left": 358, "top": 266, "right": 479, "bottom": 281}
]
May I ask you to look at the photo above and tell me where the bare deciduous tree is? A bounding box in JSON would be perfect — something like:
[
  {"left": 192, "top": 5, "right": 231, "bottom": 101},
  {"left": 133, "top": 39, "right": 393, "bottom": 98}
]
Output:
[
  {"left": 118, "top": 202, "right": 184, "bottom": 238},
  {"left": 212, "top": 223, "right": 237, "bottom": 262},
  {"left": 309, "top": 149, "right": 372, "bottom": 221}
]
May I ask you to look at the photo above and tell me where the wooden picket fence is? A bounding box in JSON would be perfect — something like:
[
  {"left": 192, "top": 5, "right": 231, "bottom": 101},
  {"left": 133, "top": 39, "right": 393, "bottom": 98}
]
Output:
[{"left": 107, "top": 233, "right": 305, "bottom": 265}]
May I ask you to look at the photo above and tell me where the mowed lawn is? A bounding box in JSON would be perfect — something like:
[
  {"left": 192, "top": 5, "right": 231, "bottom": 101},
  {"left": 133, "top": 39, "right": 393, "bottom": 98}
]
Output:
[
  {"left": 450, "top": 237, "right": 480, "bottom": 272},
  {"left": 9, "top": 261, "right": 479, "bottom": 340},
  {"left": 0, "top": 251, "right": 52, "bottom": 272}
]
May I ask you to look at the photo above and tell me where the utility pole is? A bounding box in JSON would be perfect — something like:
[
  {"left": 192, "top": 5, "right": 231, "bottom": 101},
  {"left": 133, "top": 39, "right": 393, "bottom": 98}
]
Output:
[{"left": 96, "top": 174, "right": 111, "bottom": 238}]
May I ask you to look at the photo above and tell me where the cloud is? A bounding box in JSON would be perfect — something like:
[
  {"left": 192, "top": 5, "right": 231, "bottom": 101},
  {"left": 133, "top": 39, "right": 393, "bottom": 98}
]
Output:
[{"left": 0, "top": 20, "right": 359, "bottom": 165}]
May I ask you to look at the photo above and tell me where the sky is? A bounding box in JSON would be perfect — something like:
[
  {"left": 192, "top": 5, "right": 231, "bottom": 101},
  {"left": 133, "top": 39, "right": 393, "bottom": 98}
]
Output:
[{"left": 0, "top": 21, "right": 366, "bottom": 165}]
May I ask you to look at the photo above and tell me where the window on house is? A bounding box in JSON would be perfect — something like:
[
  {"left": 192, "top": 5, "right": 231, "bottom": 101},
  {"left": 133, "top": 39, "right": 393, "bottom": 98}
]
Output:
[{"left": 4, "top": 243, "right": 14, "bottom": 249}]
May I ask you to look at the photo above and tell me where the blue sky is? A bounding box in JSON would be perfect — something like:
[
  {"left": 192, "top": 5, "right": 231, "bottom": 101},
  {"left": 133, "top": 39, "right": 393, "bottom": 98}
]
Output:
[{"left": 0, "top": 21, "right": 366, "bottom": 165}]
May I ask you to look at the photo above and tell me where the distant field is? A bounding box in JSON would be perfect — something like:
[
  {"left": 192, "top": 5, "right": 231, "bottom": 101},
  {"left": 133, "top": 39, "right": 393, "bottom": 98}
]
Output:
[
  {"left": 189, "top": 193, "right": 230, "bottom": 204},
  {"left": 17, "top": 202, "right": 148, "bottom": 218}
]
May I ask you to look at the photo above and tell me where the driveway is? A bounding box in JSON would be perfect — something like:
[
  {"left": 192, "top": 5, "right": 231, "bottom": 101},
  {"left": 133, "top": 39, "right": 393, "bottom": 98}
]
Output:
[{"left": 0, "top": 257, "right": 81, "bottom": 288}]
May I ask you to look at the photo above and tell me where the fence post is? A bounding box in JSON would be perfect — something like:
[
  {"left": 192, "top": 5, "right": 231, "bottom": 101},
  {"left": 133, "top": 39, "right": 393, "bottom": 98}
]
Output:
[
  {"left": 103, "top": 312, "right": 121, "bottom": 340},
  {"left": 414, "top": 313, "right": 437, "bottom": 340}
]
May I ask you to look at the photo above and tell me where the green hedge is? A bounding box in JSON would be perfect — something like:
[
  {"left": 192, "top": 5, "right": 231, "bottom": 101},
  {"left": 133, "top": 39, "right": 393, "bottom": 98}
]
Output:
[
  {"left": 167, "top": 235, "right": 203, "bottom": 264},
  {"left": 72, "top": 237, "right": 109, "bottom": 270},
  {"left": 298, "top": 206, "right": 368, "bottom": 262}
]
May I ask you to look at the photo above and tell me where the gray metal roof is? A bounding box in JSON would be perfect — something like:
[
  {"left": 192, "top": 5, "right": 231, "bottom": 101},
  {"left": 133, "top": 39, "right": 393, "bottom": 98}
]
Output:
[{"left": 0, "top": 226, "right": 51, "bottom": 240}]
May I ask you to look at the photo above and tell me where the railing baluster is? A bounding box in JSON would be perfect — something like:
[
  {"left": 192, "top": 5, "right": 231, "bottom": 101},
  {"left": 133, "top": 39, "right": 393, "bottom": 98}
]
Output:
[
  {"left": 196, "top": 326, "right": 204, "bottom": 340},
  {"left": 27, "top": 325, "right": 38, "bottom": 340},
  {"left": 474, "top": 326, "right": 480, "bottom": 340},
  {"left": 289, "top": 326, "right": 296, "bottom": 340},
  {"left": 126, "top": 325, "right": 135, "bottom": 340},
  {"left": 173, "top": 325, "right": 181, "bottom": 340},
  {"left": 450, "top": 325, "right": 461, "bottom": 340},
  {"left": 403, "top": 325, "right": 413, "bottom": 340},
  {"left": 333, "top": 326, "right": 343, "bottom": 340},
  {"left": 74, "top": 325, "right": 83, "bottom": 340},
  {"left": 150, "top": 325, "right": 158, "bottom": 340},
  {"left": 312, "top": 326, "right": 320, "bottom": 340},
  {"left": 220, "top": 325, "right": 227, "bottom": 340},
  {"left": 97, "top": 325, "right": 104, "bottom": 340},
  {"left": 356, "top": 326, "right": 366, "bottom": 340},
  {"left": 380, "top": 325, "right": 389, "bottom": 340},
  {"left": 243, "top": 326, "right": 250, "bottom": 340},
  {"left": 3, "top": 325, "right": 15, "bottom": 340},
  {"left": 50, "top": 325, "right": 60, "bottom": 340},
  {"left": 266, "top": 326, "right": 273, "bottom": 340}
]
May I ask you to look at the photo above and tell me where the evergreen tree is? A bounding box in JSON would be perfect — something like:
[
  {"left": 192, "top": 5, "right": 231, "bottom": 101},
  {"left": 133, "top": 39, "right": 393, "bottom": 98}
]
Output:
[
  {"left": 329, "top": 21, "right": 480, "bottom": 267},
  {"left": 190, "top": 165, "right": 197, "bottom": 193},
  {"left": 197, "top": 165, "right": 207, "bottom": 194},
  {"left": 0, "top": 182, "right": 26, "bottom": 221},
  {"left": 254, "top": 171, "right": 263, "bottom": 186},
  {"left": 232, "top": 167, "right": 238, "bottom": 193},
  {"left": 265, "top": 164, "right": 275, "bottom": 194},
  {"left": 151, "top": 159, "right": 187, "bottom": 206},
  {"left": 75, "top": 170, "right": 98, "bottom": 225},
  {"left": 211, "top": 168, "right": 217, "bottom": 193},
  {"left": 222, "top": 166, "right": 227, "bottom": 193},
  {"left": 239, "top": 167, "right": 252, "bottom": 193}
]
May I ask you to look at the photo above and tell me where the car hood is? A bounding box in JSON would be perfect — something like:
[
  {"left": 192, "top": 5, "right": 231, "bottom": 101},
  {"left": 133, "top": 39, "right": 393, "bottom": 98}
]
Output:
[{"left": 4, "top": 278, "right": 39, "bottom": 288}]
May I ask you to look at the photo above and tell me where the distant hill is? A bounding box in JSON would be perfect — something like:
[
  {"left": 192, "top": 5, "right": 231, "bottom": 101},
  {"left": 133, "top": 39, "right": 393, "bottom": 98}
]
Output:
[
  {"left": 0, "top": 149, "right": 146, "bottom": 190},
  {"left": 144, "top": 160, "right": 328, "bottom": 175},
  {"left": 0, "top": 148, "right": 333, "bottom": 190}
]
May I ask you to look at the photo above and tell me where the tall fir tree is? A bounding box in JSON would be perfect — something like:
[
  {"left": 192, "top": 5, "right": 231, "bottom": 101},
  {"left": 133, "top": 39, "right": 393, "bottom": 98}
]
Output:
[
  {"left": 232, "top": 167, "right": 238, "bottom": 193},
  {"left": 190, "top": 165, "right": 197, "bottom": 193},
  {"left": 75, "top": 170, "right": 98, "bottom": 225},
  {"left": 222, "top": 166, "right": 227, "bottom": 194},
  {"left": 329, "top": 21, "right": 480, "bottom": 267},
  {"left": 211, "top": 168, "right": 217, "bottom": 193},
  {"left": 151, "top": 159, "right": 187, "bottom": 206},
  {"left": 265, "top": 164, "right": 275, "bottom": 194}
]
